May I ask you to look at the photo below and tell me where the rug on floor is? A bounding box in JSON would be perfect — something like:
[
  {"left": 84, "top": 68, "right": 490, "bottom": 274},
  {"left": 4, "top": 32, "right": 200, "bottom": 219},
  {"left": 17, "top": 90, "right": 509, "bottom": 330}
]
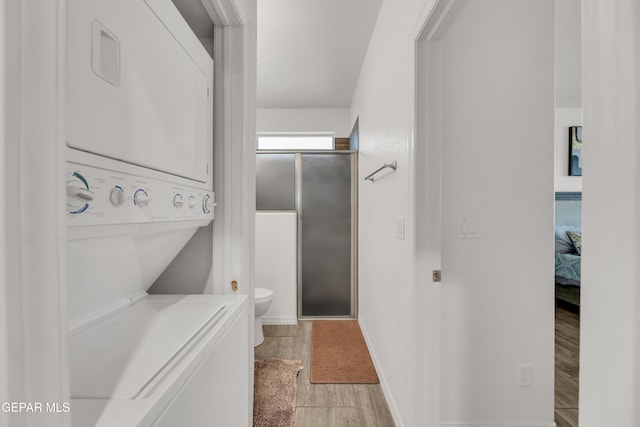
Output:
[
  {"left": 310, "top": 320, "right": 379, "bottom": 384},
  {"left": 254, "top": 359, "right": 302, "bottom": 427}
]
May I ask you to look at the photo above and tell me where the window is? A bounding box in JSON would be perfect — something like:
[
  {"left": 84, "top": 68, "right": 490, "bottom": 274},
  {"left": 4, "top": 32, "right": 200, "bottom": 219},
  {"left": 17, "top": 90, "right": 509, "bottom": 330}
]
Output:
[{"left": 257, "top": 134, "right": 334, "bottom": 151}]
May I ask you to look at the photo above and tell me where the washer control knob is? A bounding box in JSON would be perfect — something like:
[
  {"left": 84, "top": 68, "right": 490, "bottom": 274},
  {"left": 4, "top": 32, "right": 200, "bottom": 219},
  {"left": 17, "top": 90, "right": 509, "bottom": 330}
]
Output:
[
  {"left": 173, "top": 194, "right": 184, "bottom": 208},
  {"left": 134, "top": 189, "right": 151, "bottom": 207},
  {"left": 109, "top": 187, "right": 125, "bottom": 206},
  {"left": 188, "top": 196, "right": 197, "bottom": 209},
  {"left": 67, "top": 185, "right": 95, "bottom": 202},
  {"left": 203, "top": 194, "right": 216, "bottom": 214},
  {"left": 66, "top": 172, "right": 93, "bottom": 214}
]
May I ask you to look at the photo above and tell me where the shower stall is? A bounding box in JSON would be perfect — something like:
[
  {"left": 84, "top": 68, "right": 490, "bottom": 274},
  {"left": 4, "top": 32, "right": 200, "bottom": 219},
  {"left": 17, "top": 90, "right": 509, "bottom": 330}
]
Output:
[{"left": 256, "top": 151, "right": 357, "bottom": 318}]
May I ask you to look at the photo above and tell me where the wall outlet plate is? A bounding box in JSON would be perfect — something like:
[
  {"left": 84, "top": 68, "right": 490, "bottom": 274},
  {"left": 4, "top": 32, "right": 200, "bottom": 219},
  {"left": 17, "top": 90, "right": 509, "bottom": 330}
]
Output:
[{"left": 517, "top": 364, "right": 532, "bottom": 387}]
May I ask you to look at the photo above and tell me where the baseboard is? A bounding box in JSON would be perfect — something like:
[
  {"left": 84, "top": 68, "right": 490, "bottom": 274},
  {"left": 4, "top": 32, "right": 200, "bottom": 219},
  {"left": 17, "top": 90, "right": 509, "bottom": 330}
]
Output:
[
  {"left": 262, "top": 315, "right": 298, "bottom": 325},
  {"left": 358, "top": 318, "right": 405, "bottom": 427},
  {"left": 441, "top": 422, "right": 556, "bottom": 427}
]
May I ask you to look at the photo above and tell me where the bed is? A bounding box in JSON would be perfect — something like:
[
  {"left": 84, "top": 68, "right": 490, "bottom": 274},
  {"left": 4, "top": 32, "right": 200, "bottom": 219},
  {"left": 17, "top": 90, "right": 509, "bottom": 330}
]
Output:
[{"left": 555, "top": 192, "right": 582, "bottom": 312}]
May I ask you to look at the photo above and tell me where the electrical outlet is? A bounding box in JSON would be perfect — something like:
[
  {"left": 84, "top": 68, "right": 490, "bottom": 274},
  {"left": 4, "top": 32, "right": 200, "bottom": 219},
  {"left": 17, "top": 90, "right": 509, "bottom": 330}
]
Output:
[{"left": 517, "top": 364, "right": 532, "bottom": 387}]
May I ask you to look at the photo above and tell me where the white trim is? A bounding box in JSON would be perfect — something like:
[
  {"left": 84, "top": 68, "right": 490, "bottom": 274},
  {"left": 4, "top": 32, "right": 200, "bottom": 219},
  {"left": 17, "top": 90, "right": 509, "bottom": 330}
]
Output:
[
  {"left": 358, "top": 318, "right": 405, "bottom": 427},
  {"left": 202, "top": 0, "right": 243, "bottom": 27},
  {"left": 261, "top": 316, "right": 298, "bottom": 325},
  {"left": 580, "top": 1, "right": 640, "bottom": 426},
  {"left": 205, "top": 1, "right": 256, "bottom": 425},
  {"left": 0, "top": 0, "right": 9, "bottom": 410},
  {"left": 1, "top": 0, "right": 70, "bottom": 423},
  {"left": 408, "top": 2, "right": 456, "bottom": 426}
]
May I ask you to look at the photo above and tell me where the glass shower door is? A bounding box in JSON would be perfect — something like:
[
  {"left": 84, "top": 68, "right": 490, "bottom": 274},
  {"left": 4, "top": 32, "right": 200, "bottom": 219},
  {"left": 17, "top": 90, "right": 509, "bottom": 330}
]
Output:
[
  {"left": 300, "top": 154, "right": 353, "bottom": 316},
  {"left": 255, "top": 152, "right": 356, "bottom": 318}
]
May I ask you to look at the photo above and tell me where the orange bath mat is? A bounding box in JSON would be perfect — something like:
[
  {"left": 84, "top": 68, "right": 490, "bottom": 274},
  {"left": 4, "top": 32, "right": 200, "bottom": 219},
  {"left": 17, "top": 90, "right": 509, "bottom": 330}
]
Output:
[{"left": 310, "top": 320, "right": 379, "bottom": 384}]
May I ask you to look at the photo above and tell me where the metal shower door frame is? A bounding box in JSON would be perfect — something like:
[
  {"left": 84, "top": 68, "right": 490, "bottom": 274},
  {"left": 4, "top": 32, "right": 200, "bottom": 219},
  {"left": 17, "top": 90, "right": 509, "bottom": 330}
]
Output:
[{"left": 293, "top": 151, "right": 358, "bottom": 319}]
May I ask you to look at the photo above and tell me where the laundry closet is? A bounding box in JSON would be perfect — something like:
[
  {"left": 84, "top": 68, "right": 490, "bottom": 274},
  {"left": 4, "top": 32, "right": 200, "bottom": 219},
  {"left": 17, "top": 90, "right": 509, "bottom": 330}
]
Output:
[{"left": 64, "top": 0, "right": 252, "bottom": 425}]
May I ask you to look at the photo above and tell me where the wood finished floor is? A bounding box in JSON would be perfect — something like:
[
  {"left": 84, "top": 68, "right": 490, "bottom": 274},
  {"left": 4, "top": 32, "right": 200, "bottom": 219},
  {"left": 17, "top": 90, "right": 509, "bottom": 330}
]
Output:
[
  {"left": 254, "top": 321, "right": 396, "bottom": 427},
  {"left": 555, "top": 306, "right": 580, "bottom": 427},
  {"left": 255, "top": 310, "right": 578, "bottom": 427}
]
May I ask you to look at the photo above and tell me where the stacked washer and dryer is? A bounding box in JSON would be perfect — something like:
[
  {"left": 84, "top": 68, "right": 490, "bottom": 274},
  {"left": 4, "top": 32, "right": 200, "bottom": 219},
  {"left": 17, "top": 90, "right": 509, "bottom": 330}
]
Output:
[{"left": 64, "top": 0, "right": 249, "bottom": 425}]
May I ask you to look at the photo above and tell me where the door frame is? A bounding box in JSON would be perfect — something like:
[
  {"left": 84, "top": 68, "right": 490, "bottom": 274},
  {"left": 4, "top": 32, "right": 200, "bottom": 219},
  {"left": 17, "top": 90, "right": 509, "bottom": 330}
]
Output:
[
  {"left": 408, "top": 2, "right": 469, "bottom": 426},
  {"left": 1, "top": 1, "right": 70, "bottom": 423}
]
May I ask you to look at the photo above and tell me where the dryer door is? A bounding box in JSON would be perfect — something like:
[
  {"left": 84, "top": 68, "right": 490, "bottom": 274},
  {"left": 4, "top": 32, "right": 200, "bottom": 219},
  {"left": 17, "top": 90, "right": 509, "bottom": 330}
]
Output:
[{"left": 66, "top": 0, "right": 212, "bottom": 183}]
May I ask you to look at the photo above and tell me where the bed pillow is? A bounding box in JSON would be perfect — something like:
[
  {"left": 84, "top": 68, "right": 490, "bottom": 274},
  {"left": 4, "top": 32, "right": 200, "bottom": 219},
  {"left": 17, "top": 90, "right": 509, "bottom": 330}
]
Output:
[
  {"left": 566, "top": 230, "right": 582, "bottom": 255},
  {"left": 555, "top": 225, "right": 581, "bottom": 254}
]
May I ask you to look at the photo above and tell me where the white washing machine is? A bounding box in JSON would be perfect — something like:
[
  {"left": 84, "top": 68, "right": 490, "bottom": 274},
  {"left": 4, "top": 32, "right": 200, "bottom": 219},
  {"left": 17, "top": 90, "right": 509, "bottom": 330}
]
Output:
[{"left": 65, "top": 1, "right": 249, "bottom": 425}]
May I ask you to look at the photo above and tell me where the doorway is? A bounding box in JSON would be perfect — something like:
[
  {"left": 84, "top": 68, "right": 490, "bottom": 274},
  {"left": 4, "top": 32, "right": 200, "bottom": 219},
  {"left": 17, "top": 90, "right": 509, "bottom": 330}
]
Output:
[
  {"left": 554, "top": 192, "right": 581, "bottom": 426},
  {"left": 413, "top": 0, "right": 556, "bottom": 425}
]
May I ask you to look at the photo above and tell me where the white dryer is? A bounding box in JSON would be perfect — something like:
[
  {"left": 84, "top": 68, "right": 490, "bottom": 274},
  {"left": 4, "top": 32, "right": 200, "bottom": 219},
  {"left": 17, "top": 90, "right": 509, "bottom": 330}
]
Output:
[{"left": 64, "top": 0, "right": 249, "bottom": 426}]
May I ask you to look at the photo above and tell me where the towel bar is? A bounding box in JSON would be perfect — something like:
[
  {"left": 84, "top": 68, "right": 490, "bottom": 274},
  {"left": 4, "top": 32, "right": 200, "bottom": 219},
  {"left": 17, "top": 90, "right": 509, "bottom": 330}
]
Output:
[{"left": 364, "top": 161, "right": 397, "bottom": 182}]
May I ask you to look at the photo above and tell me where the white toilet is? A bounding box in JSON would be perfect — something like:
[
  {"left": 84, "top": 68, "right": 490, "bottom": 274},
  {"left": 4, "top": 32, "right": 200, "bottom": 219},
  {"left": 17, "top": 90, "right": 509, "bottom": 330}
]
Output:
[{"left": 254, "top": 287, "right": 274, "bottom": 346}]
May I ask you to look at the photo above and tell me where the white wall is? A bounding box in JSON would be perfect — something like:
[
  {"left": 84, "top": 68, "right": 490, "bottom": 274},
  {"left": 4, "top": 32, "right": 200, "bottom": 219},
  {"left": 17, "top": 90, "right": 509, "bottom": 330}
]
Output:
[
  {"left": 199, "top": 37, "right": 214, "bottom": 59},
  {"left": 580, "top": 1, "right": 640, "bottom": 426},
  {"left": 352, "top": 0, "right": 554, "bottom": 426},
  {"left": 555, "top": 108, "right": 583, "bottom": 192},
  {"left": 255, "top": 212, "right": 297, "bottom": 324},
  {"left": 257, "top": 108, "right": 352, "bottom": 136},
  {"left": 554, "top": 0, "right": 582, "bottom": 192},
  {"left": 350, "top": 0, "right": 435, "bottom": 424},
  {"left": 150, "top": 224, "right": 214, "bottom": 294},
  {"left": 437, "top": 1, "right": 555, "bottom": 425},
  {"left": 555, "top": 0, "right": 581, "bottom": 108}
]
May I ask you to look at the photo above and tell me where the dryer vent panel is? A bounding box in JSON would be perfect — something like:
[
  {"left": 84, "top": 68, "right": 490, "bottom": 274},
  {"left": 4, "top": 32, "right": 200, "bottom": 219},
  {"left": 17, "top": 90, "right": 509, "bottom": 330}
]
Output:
[{"left": 91, "top": 21, "right": 120, "bottom": 86}]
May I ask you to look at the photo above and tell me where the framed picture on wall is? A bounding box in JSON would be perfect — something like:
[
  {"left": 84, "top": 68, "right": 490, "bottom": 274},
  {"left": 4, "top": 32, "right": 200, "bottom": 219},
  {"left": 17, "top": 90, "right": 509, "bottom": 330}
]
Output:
[{"left": 568, "top": 126, "right": 582, "bottom": 176}]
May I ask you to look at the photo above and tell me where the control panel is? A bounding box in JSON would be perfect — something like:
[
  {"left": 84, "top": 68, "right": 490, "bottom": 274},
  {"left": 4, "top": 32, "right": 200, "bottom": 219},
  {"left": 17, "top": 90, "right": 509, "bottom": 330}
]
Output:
[{"left": 66, "top": 163, "right": 215, "bottom": 226}]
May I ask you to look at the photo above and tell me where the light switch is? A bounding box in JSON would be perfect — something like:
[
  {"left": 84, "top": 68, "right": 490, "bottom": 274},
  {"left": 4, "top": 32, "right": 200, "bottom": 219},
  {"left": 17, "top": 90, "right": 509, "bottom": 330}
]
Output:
[
  {"left": 458, "top": 217, "right": 480, "bottom": 239},
  {"left": 469, "top": 218, "right": 479, "bottom": 235}
]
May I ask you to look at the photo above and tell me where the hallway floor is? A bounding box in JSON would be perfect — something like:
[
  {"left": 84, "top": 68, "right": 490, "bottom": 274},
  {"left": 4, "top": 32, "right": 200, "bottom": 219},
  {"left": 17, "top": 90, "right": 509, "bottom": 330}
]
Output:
[
  {"left": 256, "top": 313, "right": 577, "bottom": 426},
  {"left": 555, "top": 306, "right": 580, "bottom": 427},
  {"left": 255, "top": 321, "right": 396, "bottom": 427}
]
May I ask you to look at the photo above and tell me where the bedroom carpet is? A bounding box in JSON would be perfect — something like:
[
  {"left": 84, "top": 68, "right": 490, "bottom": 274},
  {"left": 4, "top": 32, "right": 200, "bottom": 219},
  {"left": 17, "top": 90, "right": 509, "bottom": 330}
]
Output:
[
  {"left": 254, "top": 359, "right": 302, "bottom": 427},
  {"left": 310, "top": 320, "right": 379, "bottom": 384}
]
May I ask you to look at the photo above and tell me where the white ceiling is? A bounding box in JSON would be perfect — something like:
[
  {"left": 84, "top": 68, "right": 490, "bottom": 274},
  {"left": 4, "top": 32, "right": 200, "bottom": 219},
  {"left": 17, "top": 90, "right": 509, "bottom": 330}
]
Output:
[{"left": 257, "top": 0, "right": 382, "bottom": 109}]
